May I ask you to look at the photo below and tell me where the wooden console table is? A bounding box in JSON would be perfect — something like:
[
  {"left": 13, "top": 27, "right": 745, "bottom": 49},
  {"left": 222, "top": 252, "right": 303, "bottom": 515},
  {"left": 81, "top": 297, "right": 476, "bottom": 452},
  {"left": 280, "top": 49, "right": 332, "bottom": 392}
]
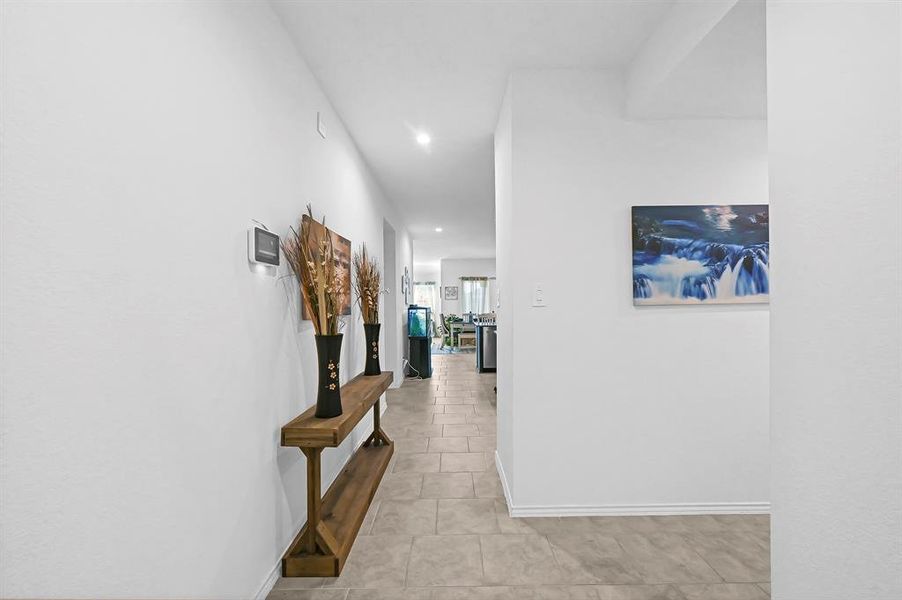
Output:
[{"left": 280, "top": 371, "right": 394, "bottom": 577}]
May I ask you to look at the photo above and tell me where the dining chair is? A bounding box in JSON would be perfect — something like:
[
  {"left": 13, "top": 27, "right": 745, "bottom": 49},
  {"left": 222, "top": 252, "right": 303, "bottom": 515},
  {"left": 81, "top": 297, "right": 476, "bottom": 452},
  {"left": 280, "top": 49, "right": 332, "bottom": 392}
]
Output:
[{"left": 438, "top": 313, "right": 453, "bottom": 352}]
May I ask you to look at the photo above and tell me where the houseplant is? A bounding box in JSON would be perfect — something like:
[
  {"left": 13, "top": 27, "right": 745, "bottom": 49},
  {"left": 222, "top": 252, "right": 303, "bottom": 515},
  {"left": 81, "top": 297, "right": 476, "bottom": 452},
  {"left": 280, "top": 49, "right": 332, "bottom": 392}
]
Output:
[
  {"left": 282, "top": 205, "right": 344, "bottom": 418},
  {"left": 352, "top": 243, "right": 382, "bottom": 376},
  {"left": 443, "top": 314, "right": 462, "bottom": 348}
]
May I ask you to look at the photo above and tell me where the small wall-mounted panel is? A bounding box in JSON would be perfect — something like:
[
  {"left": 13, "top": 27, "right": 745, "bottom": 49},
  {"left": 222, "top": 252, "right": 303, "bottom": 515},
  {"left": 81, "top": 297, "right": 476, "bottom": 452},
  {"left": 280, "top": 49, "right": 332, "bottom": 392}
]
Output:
[{"left": 248, "top": 227, "right": 280, "bottom": 266}]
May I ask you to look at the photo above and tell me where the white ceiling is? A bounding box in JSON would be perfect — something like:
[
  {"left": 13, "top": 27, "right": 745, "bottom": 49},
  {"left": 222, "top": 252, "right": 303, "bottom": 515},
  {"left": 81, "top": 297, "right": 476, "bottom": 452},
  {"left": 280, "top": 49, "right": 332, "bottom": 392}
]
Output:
[
  {"left": 629, "top": 0, "right": 766, "bottom": 118},
  {"left": 272, "top": 1, "right": 766, "bottom": 266},
  {"left": 271, "top": 0, "right": 676, "bottom": 266}
]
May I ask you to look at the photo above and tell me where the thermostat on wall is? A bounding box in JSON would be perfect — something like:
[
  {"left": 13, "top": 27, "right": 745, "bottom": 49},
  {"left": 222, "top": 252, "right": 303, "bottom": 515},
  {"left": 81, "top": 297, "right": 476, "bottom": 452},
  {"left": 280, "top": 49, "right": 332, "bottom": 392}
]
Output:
[{"left": 248, "top": 226, "right": 280, "bottom": 267}]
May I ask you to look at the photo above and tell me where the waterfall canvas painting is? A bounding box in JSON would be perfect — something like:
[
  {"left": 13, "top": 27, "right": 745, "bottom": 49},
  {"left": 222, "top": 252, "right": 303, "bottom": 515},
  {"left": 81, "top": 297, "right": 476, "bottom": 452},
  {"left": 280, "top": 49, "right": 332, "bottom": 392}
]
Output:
[{"left": 632, "top": 204, "right": 769, "bottom": 305}]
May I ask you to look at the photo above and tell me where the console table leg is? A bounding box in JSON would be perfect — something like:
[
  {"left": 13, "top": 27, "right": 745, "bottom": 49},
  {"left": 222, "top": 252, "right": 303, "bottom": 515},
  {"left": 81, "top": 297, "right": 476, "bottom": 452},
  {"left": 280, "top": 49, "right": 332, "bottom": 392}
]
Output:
[
  {"left": 368, "top": 399, "right": 393, "bottom": 447},
  {"left": 302, "top": 447, "right": 322, "bottom": 555},
  {"left": 373, "top": 399, "right": 382, "bottom": 437}
]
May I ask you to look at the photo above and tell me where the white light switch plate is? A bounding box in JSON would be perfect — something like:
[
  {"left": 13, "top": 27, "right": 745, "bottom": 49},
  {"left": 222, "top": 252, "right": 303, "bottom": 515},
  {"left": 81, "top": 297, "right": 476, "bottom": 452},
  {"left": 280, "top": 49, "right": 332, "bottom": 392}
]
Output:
[{"left": 532, "top": 284, "right": 547, "bottom": 307}]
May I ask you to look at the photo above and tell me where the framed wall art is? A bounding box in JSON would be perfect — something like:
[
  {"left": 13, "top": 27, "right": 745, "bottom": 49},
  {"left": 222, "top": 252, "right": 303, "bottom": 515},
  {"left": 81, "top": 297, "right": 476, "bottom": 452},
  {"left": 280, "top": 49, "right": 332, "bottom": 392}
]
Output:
[
  {"left": 632, "top": 204, "right": 769, "bottom": 305},
  {"left": 401, "top": 266, "right": 411, "bottom": 305}
]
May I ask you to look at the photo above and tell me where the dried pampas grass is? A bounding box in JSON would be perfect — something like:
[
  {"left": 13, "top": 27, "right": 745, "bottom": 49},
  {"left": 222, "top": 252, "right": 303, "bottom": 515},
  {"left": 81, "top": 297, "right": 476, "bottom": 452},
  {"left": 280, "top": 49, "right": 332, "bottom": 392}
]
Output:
[
  {"left": 282, "top": 204, "right": 342, "bottom": 335},
  {"left": 352, "top": 243, "right": 381, "bottom": 324}
]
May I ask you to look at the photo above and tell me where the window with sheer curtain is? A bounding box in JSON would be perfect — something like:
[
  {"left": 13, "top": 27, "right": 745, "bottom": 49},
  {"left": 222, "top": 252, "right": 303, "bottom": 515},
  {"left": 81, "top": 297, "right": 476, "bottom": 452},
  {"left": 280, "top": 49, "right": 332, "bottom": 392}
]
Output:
[
  {"left": 413, "top": 281, "right": 438, "bottom": 312},
  {"left": 460, "top": 277, "right": 494, "bottom": 314}
]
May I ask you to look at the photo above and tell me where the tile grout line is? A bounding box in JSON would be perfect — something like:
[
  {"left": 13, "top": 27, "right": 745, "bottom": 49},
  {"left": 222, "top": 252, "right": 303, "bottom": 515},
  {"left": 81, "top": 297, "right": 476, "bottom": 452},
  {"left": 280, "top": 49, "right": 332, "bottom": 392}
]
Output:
[
  {"left": 402, "top": 535, "right": 416, "bottom": 589},
  {"left": 477, "top": 532, "right": 488, "bottom": 585},
  {"left": 687, "top": 536, "right": 727, "bottom": 584},
  {"left": 433, "top": 490, "right": 439, "bottom": 535}
]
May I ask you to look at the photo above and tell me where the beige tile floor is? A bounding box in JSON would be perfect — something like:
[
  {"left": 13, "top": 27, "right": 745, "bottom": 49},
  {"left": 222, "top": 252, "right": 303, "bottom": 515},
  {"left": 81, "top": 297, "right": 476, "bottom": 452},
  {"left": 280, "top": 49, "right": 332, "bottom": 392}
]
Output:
[{"left": 269, "top": 353, "right": 771, "bottom": 600}]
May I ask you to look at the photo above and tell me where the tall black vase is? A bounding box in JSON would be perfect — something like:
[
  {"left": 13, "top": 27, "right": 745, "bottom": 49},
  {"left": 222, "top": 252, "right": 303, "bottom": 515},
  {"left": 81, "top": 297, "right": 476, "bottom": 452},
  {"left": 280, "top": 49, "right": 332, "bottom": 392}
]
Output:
[
  {"left": 314, "top": 333, "right": 343, "bottom": 418},
  {"left": 364, "top": 323, "right": 382, "bottom": 376}
]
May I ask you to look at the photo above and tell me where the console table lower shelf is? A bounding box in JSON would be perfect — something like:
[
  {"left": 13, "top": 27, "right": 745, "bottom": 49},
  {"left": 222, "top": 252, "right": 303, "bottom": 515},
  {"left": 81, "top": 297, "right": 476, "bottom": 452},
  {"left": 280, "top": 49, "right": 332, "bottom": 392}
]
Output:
[
  {"left": 282, "top": 441, "right": 392, "bottom": 576},
  {"left": 280, "top": 371, "right": 394, "bottom": 577}
]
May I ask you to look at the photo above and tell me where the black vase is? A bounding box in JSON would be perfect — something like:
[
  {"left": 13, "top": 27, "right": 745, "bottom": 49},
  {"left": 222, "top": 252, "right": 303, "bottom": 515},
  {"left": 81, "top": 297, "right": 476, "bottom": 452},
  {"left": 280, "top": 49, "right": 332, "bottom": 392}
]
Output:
[
  {"left": 364, "top": 323, "right": 382, "bottom": 376},
  {"left": 314, "top": 333, "right": 343, "bottom": 418}
]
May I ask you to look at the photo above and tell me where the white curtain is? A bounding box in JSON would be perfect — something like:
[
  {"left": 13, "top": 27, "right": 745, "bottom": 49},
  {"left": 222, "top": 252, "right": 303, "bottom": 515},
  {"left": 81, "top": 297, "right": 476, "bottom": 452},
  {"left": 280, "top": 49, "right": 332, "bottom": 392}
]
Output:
[
  {"left": 413, "top": 281, "right": 438, "bottom": 312},
  {"left": 461, "top": 277, "right": 493, "bottom": 314}
]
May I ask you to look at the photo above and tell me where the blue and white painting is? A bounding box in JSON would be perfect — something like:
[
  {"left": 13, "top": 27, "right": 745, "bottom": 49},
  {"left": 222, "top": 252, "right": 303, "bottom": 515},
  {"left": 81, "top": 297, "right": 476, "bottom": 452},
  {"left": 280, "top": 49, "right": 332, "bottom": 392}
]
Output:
[{"left": 632, "top": 205, "right": 769, "bottom": 305}]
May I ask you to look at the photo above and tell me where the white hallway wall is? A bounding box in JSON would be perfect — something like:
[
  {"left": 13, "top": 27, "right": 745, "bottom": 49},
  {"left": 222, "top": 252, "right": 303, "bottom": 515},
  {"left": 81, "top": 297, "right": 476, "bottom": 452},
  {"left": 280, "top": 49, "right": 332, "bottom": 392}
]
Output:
[
  {"left": 439, "top": 257, "right": 496, "bottom": 316},
  {"left": 0, "top": 2, "right": 411, "bottom": 599},
  {"left": 493, "top": 84, "right": 514, "bottom": 493},
  {"left": 495, "top": 70, "right": 769, "bottom": 514},
  {"left": 414, "top": 264, "right": 441, "bottom": 285},
  {"left": 768, "top": 2, "right": 902, "bottom": 598}
]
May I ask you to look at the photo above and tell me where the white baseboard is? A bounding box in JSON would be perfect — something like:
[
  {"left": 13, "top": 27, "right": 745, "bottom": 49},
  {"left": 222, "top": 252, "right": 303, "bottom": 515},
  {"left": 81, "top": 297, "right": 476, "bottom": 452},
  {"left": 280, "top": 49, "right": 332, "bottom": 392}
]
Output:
[
  {"left": 492, "top": 452, "right": 769, "bottom": 517},
  {"left": 508, "top": 501, "right": 770, "bottom": 517},
  {"left": 494, "top": 450, "right": 514, "bottom": 516},
  {"left": 254, "top": 559, "right": 281, "bottom": 600}
]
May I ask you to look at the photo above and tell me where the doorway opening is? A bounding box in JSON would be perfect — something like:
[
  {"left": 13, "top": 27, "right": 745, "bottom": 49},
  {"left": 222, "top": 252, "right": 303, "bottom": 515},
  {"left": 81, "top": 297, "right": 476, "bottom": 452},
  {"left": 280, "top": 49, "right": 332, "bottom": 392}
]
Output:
[{"left": 382, "top": 219, "right": 399, "bottom": 385}]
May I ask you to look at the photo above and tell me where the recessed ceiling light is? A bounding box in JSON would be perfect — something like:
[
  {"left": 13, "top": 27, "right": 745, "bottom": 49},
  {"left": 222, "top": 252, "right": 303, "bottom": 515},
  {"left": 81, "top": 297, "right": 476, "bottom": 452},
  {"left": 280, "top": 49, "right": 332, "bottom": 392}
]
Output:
[
  {"left": 416, "top": 132, "right": 431, "bottom": 146},
  {"left": 435, "top": 227, "right": 443, "bottom": 233}
]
